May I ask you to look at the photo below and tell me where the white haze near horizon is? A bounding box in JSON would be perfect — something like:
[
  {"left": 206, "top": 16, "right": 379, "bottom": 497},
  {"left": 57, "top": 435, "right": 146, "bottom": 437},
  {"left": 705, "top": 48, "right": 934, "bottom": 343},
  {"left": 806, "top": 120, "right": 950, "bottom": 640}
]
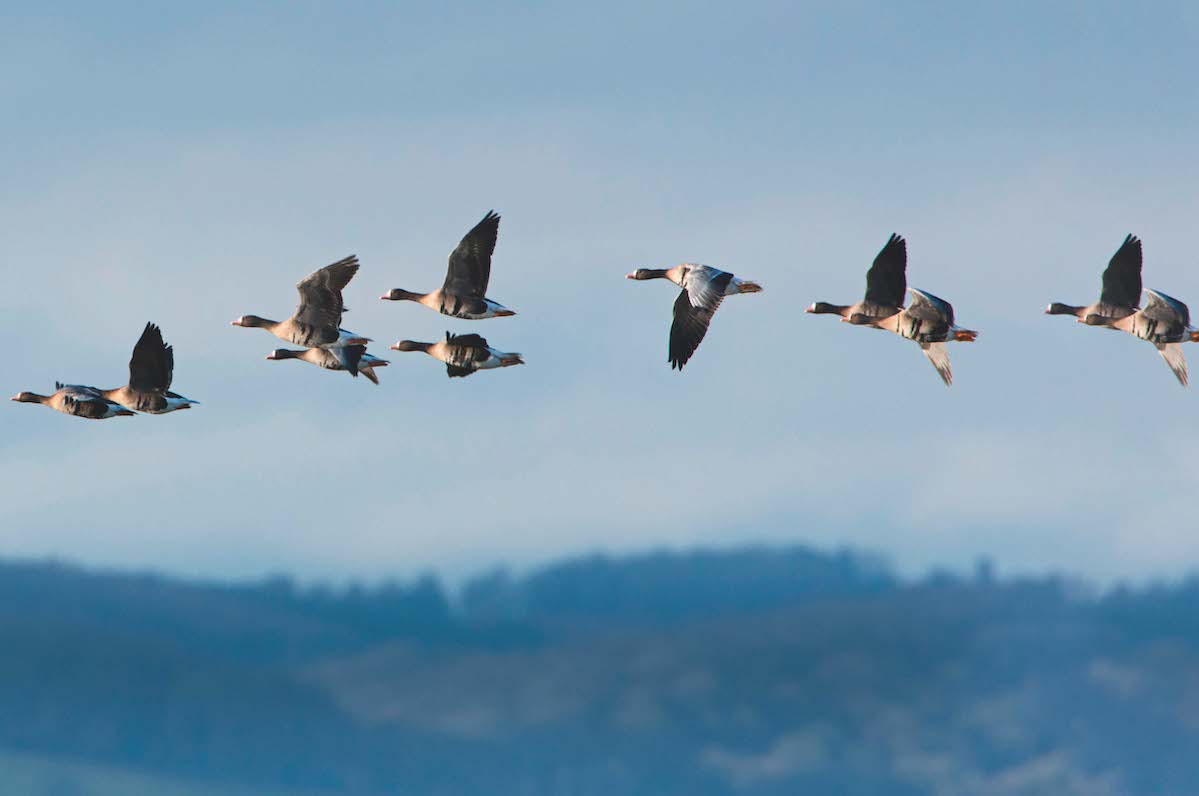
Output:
[{"left": 2, "top": 2, "right": 1198, "bottom": 585}]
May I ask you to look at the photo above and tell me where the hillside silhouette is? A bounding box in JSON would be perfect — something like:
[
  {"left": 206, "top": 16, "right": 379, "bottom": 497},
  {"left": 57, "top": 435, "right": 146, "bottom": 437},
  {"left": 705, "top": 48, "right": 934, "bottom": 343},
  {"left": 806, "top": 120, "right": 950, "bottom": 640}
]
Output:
[{"left": 2, "top": 545, "right": 1197, "bottom": 795}]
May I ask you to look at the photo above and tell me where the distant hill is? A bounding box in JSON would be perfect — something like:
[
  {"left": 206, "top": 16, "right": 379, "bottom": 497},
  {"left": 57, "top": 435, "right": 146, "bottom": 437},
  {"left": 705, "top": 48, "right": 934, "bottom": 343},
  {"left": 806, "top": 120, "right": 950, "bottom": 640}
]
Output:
[{"left": 2, "top": 546, "right": 1198, "bottom": 795}]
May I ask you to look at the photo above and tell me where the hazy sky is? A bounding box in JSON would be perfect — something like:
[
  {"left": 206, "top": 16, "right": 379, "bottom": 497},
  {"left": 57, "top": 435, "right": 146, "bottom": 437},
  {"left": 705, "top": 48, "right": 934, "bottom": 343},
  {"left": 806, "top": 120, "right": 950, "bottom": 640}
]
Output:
[{"left": 3, "top": 2, "right": 1199, "bottom": 584}]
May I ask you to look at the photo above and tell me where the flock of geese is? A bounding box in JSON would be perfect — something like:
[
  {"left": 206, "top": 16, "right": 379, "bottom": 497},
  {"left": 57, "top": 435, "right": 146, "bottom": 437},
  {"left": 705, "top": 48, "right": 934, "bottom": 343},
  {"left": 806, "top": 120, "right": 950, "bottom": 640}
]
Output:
[{"left": 12, "top": 216, "right": 1199, "bottom": 420}]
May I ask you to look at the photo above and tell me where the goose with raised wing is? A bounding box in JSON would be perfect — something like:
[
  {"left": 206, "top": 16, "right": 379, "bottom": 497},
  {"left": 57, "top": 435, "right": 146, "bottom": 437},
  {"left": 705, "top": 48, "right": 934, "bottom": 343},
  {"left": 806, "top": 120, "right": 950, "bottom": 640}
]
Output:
[
  {"left": 266, "top": 345, "right": 389, "bottom": 385},
  {"left": 232, "top": 255, "right": 370, "bottom": 374},
  {"left": 11, "top": 383, "right": 135, "bottom": 419},
  {"left": 99, "top": 323, "right": 198, "bottom": 413},
  {"left": 846, "top": 288, "right": 978, "bottom": 386},
  {"left": 626, "top": 264, "right": 763, "bottom": 370},
  {"left": 1081, "top": 289, "right": 1199, "bottom": 386},
  {"left": 390, "top": 332, "right": 523, "bottom": 378},
  {"left": 381, "top": 211, "right": 515, "bottom": 319},
  {"left": 1046, "top": 234, "right": 1142, "bottom": 322},
  {"left": 806, "top": 233, "right": 907, "bottom": 323}
]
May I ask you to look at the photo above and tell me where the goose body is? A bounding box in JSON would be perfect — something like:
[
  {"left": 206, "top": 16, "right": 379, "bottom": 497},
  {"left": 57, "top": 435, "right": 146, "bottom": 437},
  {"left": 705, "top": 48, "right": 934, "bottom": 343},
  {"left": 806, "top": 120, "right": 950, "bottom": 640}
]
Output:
[
  {"left": 232, "top": 255, "right": 370, "bottom": 375},
  {"left": 11, "top": 383, "right": 135, "bottom": 419},
  {"left": 1046, "top": 234, "right": 1142, "bottom": 322},
  {"left": 390, "top": 332, "right": 524, "bottom": 378},
  {"left": 626, "top": 263, "right": 763, "bottom": 370},
  {"left": 807, "top": 234, "right": 907, "bottom": 323},
  {"left": 848, "top": 288, "right": 977, "bottom": 386},
  {"left": 100, "top": 322, "right": 198, "bottom": 414},
  {"left": 266, "top": 346, "right": 389, "bottom": 385},
  {"left": 1085, "top": 289, "right": 1198, "bottom": 386},
  {"left": 381, "top": 211, "right": 516, "bottom": 319}
]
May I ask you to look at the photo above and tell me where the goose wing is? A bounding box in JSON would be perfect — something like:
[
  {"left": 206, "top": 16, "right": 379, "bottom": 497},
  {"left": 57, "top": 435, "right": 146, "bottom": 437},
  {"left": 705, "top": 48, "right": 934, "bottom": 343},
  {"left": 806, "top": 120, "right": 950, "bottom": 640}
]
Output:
[
  {"left": 56, "top": 383, "right": 120, "bottom": 418},
  {"left": 1100, "top": 234, "right": 1142, "bottom": 308},
  {"left": 669, "top": 267, "right": 733, "bottom": 370},
  {"left": 1156, "top": 344, "right": 1188, "bottom": 386},
  {"left": 864, "top": 233, "right": 907, "bottom": 307},
  {"left": 444, "top": 332, "right": 491, "bottom": 377},
  {"left": 1142, "top": 289, "right": 1190, "bottom": 326},
  {"left": 444, "top": 211, "right": 500, "bottom": 298},
  {"left": 128, "top": 322, "right": 173, "bottom": 393},
  {"left": 293, "top": 255, "right": 359, "bottom": 329},
  {"left": 907, "top": 288, "right": 955, "bottom": 326},
  {"left": 919, "top": 342, "right": 954, "bottom": 386}
]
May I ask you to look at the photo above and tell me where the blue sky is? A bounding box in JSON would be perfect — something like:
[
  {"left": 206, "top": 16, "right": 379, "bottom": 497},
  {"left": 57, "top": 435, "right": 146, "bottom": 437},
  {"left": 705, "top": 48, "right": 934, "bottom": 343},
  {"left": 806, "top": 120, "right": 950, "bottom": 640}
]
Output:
[{"left": 2, "top": 2, "right": 1198, "bottom": 583}]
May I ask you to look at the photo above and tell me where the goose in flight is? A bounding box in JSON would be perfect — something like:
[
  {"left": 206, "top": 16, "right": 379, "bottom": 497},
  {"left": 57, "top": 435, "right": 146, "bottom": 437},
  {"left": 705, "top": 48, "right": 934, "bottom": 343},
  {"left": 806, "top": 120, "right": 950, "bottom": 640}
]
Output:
[
  {"left": 232, "top": 255, "right": 371, "bottom": 374},
  {"left": 626, "top": 264, "right": 763, "bottom": 370},
  {"left": 1046, "top": 234, "right": 1142, "bottom": 322},
  {"left": 381, "top": 211, "right": 515, "bottom": 319},
  {"left": 846, "top": 288, "right": 978, "bottom": 386},
  {"left": 11, "top": 383, "right": 135, "bottom": 419},
  {"left": 266, "top": 345, "right": 390, "bottom": 385},
  {"left": 807, "top": 234, "right": 907, "bottom": 323},
  {"left": 1082, "top": 289, "right": 1199, "bottom": 386},
  {"left": 99, "top": 323, "right": 198, "bottom": 413},
  {"left": 390, "top": 332, "right": 523, "bottom": 378}
]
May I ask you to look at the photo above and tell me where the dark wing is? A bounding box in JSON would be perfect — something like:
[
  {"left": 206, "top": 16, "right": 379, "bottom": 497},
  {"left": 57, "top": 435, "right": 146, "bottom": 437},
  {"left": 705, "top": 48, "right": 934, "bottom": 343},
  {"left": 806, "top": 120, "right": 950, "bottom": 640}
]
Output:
[
  {"left": 293, "top": 255, "right": 359, "bottom": 329},
  {"left": 443, "top": 211, "right": 500, "bottom": 298},
  {"left": 669, "top": 270, "right": 733, "bottom": 370},
  {"left": 906, "top": 288, "right": 955, "bottom": 326},
  {"left": 864, "top": 234, "right": 907, "bottom": 307},
  {"left": 128, "top": 322, "right": 173, "bottom": 393},
  {"left": 1099, "top": 234, "right": 1142, "bottom": 308},
  {"left": 446, "top": 331, "right": 489, "bottom": 349},
  {"left": 332, "top": 344, "right": 365, "bottom": 377},
  {"left": 59, "top": 385, "right": 116, "bottom": 418},
  {"left": 444, "top": 331, "right": 491, "bottom": 369}
]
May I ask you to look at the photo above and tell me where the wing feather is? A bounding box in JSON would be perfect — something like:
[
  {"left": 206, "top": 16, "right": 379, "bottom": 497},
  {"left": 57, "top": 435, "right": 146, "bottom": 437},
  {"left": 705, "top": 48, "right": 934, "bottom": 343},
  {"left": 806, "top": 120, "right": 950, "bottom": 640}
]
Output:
[
  {"left": 920, "top": 342, "right": 953, "bottom": 386},
  {"left": 865, "top": 234, "right": 907, "bottom": 307},
  {"left": 293, "top": 255, "right": 359, "bottom": 329},
  {"left": 1156, "top": 343, "right": 1189, "bottom": 386},
  {"left": 444, "top": 211, "right": 500, "bottom": 298},
  {"left": 669, "top": 270, "right": 732, "bottom": 370},
  {"left": 128, "top": 322, "right": 173, "bottom": 392},
  {"left": 1100, "top": 234, "right": 1142, "bottom": 308}
]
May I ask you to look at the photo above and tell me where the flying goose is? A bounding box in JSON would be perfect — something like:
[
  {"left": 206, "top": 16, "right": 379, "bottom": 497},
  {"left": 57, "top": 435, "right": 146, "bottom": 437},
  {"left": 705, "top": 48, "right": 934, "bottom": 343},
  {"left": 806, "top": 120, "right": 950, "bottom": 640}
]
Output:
[
  {"left": 1046, "top": 234, "right": 1142, "bottom": 321},
  {"left": 390, "top": 332, "right": 523, "bottom": 378},
  {"left": 626, "top": 264, "right": 763, "bottom": 370},
  {"left": 99, "top": 323, "right": 198, "bottom": 413},
  {"left": 846, "top": 288, "right": 978, "bottom": 386},
  {"left": 381, "top": 211, "right": 515, "bottom": 319},
  {"left": 806, "top": 234, "right": 907, "bottom": 323},
  {"left": 11, "top": 382, "right": 135, "bottom": 419},
  {"left": 1081, "top": 289, "right": 1199, "bottom": 386},
  {"left": 266, "top": 345, "right": 390, "bottom": 385},
  {"left": 232, "top": 255, "right": 371, "bottom": 374}
]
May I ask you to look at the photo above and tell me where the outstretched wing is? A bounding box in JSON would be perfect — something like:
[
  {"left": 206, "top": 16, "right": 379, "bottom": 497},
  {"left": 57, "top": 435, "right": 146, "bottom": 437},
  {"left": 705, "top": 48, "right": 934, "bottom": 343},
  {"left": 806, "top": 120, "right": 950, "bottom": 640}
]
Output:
[
  {"left": 1156, "top": 343, "right": 1188, "bottom": 387},
  {"left": 907, "top": 288, "right": 955, "bottom": 326},
  {"left": 669, "top": 268, "right": 733, "bottom": 370},
  {"left": 864, "top": 234, "right": 907, "bottom": 307},
  {"left": 920, "top": 342, "right": 953, "bottom": 386},
  {"left": 128, "top": 322, "right": 173, "bottom": 392},
  {"left": 1100, "top": 234, "right": 1142, "bottom": 308},
  {"left": 444, "top": 211, "right": 500, "bottom": 298},
  {"left": 293, "top": 255, "right": 359, "bottom": 329},
  {"left": 1142, "top": 289, "right": 1190, "bottom": 327}
]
